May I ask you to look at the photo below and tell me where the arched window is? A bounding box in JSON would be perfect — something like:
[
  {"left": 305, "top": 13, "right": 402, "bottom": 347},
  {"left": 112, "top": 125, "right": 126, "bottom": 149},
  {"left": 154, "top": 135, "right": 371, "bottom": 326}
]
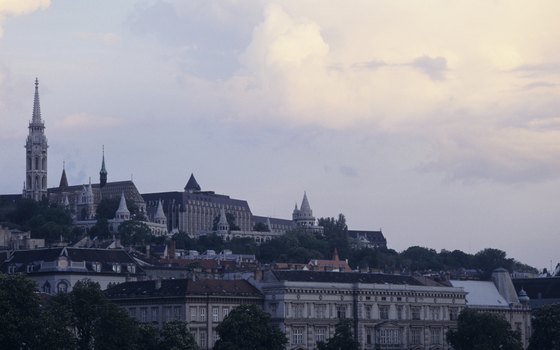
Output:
[
  {"left": 42, "top": 176, "right": 47, "bottom": 188},
  {"left": 43, "top": 281, "right": 51, "bottom": 294},
  {"left": 57, "top": 280, "right": 69, "bottom": 293},
  {"left": 35, "top": 157, "right": 39, "bottom": 170},
  {"left": 42, "top": 157, "right": 47, "bottom": 171}
]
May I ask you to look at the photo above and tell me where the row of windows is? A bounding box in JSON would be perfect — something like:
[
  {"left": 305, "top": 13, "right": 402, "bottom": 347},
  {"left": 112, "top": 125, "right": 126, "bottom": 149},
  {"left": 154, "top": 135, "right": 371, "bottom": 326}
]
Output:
[
  {"left": 129, "top": 306, "right": 182, "bottom": 323},
  {"left": 190, "top": 306, "right": 230, "bottom": 322},
  {"left": 281, "top": 303, "right": 459, "bottom": 321}
]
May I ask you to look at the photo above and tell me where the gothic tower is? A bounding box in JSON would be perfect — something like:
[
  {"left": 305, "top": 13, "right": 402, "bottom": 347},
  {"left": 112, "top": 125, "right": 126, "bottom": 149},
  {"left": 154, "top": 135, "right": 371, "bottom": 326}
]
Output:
[
  {"left": 100, "top": 146, "right": 107, "bottom": 188},
  {"left": 24, "top": 78, "right": 48, "bottom": 201}
]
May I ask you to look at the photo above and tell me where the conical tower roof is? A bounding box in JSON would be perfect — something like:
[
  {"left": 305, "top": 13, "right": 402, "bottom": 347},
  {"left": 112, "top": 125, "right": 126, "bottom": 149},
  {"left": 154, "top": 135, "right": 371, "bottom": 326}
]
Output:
[
  {"left": 154, "top": 199, "right": 166, "bottom": 219},
  {"left": 184, "top": 173, "right": 201, "bottom": 192},
  {"left": 115, "top": 192, "right": 130, "bottom": 216},
  {"left": 100, "top": 146, "right": 107, "bottom": 175},
  {"left": 300, "top": 192, "right": 312, "bottom": 214},
  {"left": 59, "top": 163, "right": 68, "bottom": 188}
]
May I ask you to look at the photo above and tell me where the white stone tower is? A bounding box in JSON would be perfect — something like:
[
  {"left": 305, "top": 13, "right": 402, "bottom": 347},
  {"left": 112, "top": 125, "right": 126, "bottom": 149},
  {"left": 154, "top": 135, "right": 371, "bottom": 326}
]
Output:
[
  {"left": 24, "top": 78, "right": 48, "bottom": 201},
  {"left": 292, "top": 192, "right": 316, "bottom": 228}
]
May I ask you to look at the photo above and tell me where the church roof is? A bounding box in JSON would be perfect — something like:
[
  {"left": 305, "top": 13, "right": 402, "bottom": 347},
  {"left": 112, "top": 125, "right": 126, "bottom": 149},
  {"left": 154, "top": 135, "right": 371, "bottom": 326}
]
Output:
[
  {"left": 49, "top": 180, "right": 145, "bottom": 205},
  {"left": 184, "top": 173, "right": 201, "bottom": 192}
]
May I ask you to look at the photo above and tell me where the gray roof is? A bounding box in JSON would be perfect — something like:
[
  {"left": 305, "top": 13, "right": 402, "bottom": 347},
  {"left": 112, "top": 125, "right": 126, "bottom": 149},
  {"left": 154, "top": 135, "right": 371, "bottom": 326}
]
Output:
[
  {"left": 450, "top": 280, "right": 509, "bottom": 307},
  {"left": 271, "top": 270, "right": 432, "bottom": 286}
]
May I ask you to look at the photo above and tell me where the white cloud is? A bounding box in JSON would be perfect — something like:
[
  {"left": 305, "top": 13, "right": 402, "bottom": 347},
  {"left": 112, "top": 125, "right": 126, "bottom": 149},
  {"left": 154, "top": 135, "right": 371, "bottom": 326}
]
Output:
[
  {"left": 0, "top": 0, "right": 50, "bottom": 38},
  {"left": 53, "top": 113, "right": 124, "bottom": 131}
]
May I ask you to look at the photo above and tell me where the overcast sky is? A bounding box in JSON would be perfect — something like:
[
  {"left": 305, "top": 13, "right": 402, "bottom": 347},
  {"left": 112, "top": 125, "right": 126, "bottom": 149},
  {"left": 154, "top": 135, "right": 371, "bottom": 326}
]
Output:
[{"left": 1, "top": 0, "right": 560, "bottom": 270}]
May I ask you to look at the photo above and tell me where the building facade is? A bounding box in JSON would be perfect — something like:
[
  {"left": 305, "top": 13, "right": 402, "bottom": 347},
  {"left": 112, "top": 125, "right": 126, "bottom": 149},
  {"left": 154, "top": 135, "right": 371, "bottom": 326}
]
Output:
[
  {"left": 105, "top": 278, "right": 263, "bottom": 349},
  {"left": 251, "top": 270, "right": 466, "bottom": 350}
]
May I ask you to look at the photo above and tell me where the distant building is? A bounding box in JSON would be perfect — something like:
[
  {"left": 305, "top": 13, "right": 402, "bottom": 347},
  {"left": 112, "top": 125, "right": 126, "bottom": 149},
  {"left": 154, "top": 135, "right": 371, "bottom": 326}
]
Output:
[
  {"left": 105, "top": 278, "right": 263, "bottom": 349},
  {"left": 292, "top": 192, "right": 323, "bottom": 234},
  {"left": 450, "top": 268, "right": 532, "bottom": 349},
  {"left": 0, "top": 226, "right": 45, "bottom": 250},
  {"left": 0, "top": 247, "right": 144, "bottom": 294},
  {"left": 348, "top": 230, "right": 387, "bottom": 249},
  {"left": 250, "top": 270, "right": 466, "bottom": 350}
]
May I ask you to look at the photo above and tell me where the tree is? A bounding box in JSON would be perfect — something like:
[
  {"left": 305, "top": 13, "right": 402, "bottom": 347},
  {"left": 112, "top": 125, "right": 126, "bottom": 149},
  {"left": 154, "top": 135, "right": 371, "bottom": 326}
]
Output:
[
  {"left": 474, "top": 248, "right": 514, "bottom": 278},
  {"left": 159, "top": 320, "right": 198, "bottom": 350},
  {"left": 528, "top": 304, "right": 560, "bottom": 350},
  {"left": 118, "top": 220, "right": 152, "bottom": 246},
  {"left": 317, "top": 320, "right": 360, "bottom": 350},
  {"left": 447, "top": 309, "right": 522, "bottom": 350},
  {"left": 214, "top": 304, "right": 287, "bottom": 350},
  {"left": 0, "top": 274, "right": 43, "bottom": 349}
]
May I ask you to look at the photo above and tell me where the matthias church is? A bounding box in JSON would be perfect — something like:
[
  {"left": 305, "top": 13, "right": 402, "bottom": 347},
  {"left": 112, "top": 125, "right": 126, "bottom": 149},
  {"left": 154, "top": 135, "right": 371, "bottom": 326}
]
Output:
[{"left": 9, "top": 79, "right": 340, "bottom": 244}]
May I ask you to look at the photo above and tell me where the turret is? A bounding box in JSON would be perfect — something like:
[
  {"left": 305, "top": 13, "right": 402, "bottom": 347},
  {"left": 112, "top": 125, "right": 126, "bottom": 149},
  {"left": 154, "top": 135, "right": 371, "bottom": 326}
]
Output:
[
  {"left": 59, "top": 162, "right": 68, "bottom": 188},
  {"left": 184, "top": 173, "right": 201, "bottom": 193},
  {"left": 293, "top": 192, "right": 316, "bottom": 227},
  {"left": 153, "top": 199, "right": 167, "bottom": 225},
  {"left": 216, "top": 208, "right": 229, "bottom": 233},
  {"left": 115, "top": 192, "right": 130, "bottom": 221}
]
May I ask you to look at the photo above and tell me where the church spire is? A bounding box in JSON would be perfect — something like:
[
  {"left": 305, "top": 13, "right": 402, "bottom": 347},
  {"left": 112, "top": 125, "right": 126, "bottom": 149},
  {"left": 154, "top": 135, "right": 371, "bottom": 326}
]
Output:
[
  {"left": 32, "top": 78, "right": 42, "bottom": 124},
  {"left": 100, "top": 145, "right": 107, "bottom": 188},
  {"left": 24, "top": 78, "right": 48, "bottom": 201},
  {"left": 59, "top": 161, "right": 68, "bottom": 188}
]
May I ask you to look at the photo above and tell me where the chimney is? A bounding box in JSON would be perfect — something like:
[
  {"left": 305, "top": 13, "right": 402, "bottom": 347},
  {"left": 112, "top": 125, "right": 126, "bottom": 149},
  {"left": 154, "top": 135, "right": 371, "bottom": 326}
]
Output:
[{"left": 254, "top": 269, "right": 263, "bottom": 281}]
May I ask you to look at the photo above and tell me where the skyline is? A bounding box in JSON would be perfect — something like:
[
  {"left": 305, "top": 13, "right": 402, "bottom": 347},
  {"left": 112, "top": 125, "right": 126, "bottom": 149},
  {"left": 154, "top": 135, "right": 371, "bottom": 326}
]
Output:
[{"left": 1, "top": 1, "right": 560, "bottom": 269}]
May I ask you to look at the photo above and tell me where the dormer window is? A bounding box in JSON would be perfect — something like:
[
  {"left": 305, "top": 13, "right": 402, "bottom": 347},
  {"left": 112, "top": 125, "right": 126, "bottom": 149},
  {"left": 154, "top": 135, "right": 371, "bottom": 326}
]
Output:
[
  {"left": 26, "top": 264, "right": 34, "bottom": 273},
  {"left": 112, "top": 264, "right": 121, "bottom": 273},
  {"left": 127, "top": 264, "right": 136, "bottom": 274},
  {"left": 8, "top": 265, "right": 16, "bottom": 274},
  {"left": 92, "top": 262, "right": 102, "bottom": 272}
]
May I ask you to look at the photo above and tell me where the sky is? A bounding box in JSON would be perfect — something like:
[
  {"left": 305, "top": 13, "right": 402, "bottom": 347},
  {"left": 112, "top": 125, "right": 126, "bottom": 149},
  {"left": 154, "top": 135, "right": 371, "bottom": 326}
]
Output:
[{"left": 1, "top": 0, "right": 560, "bottom": 270}]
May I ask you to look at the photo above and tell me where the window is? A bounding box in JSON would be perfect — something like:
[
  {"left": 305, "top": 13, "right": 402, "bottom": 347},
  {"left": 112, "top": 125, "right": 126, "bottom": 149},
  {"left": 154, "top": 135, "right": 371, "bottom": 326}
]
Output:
[
  {"left": 27, "top": 264, "right": 34, "bottom": 273},
  {"left": 200, "top": 307, "right": 206, "bottom": 322},
  {"left": 431, "top": 307, "right": 440, "bottom": 320},
  {"left": 365, "top": 305, "right": 372, "bottom": 319},
  {"left": 199, "top": 330, "right": 207, "bottom": 348},
  {"left": 213, "top": 307, "right": 219, "bottom": 322},
  {"left": 8, "top": 265, "right": 16, "bottom": 274},
  {"left": 223, "top": 307, "right": 229, "bottom": 319},
  {"left": 173, "top": 306, "right": 182, "bottom": 320},
  {"left": 411, "top": 328, "right": 422, "bottom": 344},
  {"left": 336, "top": 305, "right": 346, "bottom": 319},
  {"left": 112, "top": 264, "right": 121, "bottom": 273},
  {"left": 431, "top": 328, "right": 442, "bottom": 345},
  {"left": 127, "top": 264, "right": 136, "bottom": 273},
  {"left": 292, "top": 327, "right": 304, "bottom": 345},
  {"left": 92, "top": 262, "right": 101, "bottom": 272},
  {"left": 57, "top": 281, "right": 68, "bottom": 293},
  {"left": 293, "top": 304, "right": 304, "bottom": 318},
  {"left": 140, "top": 308, "right": 148, "bottom": 323},
  {"left": 316, "top": 327, "right": 327, "bottom": 343},
  {"left": 316, "top": 304, "right": 326, "bottom": 318},
  {"left": 129, "top": 308, "right": 136, "bottom": 319},
  {"left": 397, "top": 305, "right": 403, "bottom": 320},
  {"left": 151, "top": 307, "right": 159, "bottom": 323},
  {"left": 42, "top": 281, "right": 51, "bottom": 294},
  {"left": 366, "top": 328, "right": 374, "bottom": 345},
  {"left": 411, "top": 306, "right": 421, "bottom": 320},
  {"left": 449, "top": 307, "right": 458, "bottom": 321},
  {"left": 164, "top": 307, "right": 172, "bottom": 322},
  {"left": 378, "top": 329, "right": 401, "bottom": 345},
  {"left": 190, "top": 307, "right": 197, "bottom": 322},
  {"left": 379, "top": 305, "right": 389, "bottom": 320}
]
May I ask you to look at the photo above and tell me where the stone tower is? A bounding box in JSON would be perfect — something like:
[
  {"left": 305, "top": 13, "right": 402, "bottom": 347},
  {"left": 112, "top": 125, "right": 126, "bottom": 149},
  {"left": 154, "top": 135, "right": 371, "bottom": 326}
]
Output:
[
  {"left": 24, "top": 78, "right": 48, "bottom": 201},
  {"left": 292, "top": 192, "right": 316, "bottom": 228}
]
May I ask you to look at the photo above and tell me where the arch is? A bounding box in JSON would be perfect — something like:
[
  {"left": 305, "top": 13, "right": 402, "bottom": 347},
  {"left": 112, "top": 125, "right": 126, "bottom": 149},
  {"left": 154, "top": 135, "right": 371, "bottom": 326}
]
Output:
[
  {"left": 42, "top": 281, "right": 51, "bottom": 294},
  {"left": 57, "top": 280, "right": 69, "bottom": 293}
]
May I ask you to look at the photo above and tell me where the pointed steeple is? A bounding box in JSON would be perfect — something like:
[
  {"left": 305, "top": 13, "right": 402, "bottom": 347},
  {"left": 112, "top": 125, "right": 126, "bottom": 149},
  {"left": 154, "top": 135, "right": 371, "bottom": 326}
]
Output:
[
  {"left": 59, "top": 162, "right": 68, "bottom": 188},
  {"left": 115, "top": 192, "right": 130, "bottom": 220},
  {"left": 154, "top": 199, "right": 166, "bottom": 225},
  {"left": 184, "top": 173, "right": 201, "bottom": 192},
  {"left": 32, "top": 78, "right": 42, "bottom": 124},
  {"left": 300, "top": 191, "right": 312, "bottom": 215},
  {"left": 216, "top": 208, "right": 229, "bottom": 233},
  {"left": 100, "top": 145, "right": 107, "bottom": 188}
]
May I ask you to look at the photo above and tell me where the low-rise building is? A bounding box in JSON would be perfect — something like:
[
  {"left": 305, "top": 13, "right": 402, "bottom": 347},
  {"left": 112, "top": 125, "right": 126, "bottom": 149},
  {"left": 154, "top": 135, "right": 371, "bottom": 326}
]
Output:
[
  {"left": 0, "top": 247, "right": 143, "bottom": 293},
  {"left": 250, "top": 270, "right": 466, "bottom": 350},
  {"left": 105, "top": 278, "right": 263, "bottom": 349}
]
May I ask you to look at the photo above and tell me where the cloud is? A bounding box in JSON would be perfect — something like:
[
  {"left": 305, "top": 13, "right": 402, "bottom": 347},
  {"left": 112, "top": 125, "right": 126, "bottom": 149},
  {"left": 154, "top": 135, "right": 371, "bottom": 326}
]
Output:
[
  {"left": 411, "top": 56, "right": 447, "bottom": 81},
  {"left": 53, "top": 113, "right": 124, "bottom": 131},
  {"left": 0, "top": 0, "right": 50, "bottom": 38},
  {"left": 74, "top": 32, "right": 120, "bottom": 45}
]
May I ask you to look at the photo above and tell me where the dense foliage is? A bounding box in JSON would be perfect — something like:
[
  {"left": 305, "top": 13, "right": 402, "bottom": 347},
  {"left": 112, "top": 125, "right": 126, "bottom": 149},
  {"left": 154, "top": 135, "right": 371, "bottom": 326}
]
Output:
[
  {"left": 447, "top": 309, "right": 523, "bottom": 350},
  {"left": 0, "top": 275, "right": 198, "bottom": 350},
  {"left": 317, "top": 320, "right": 360, "bottom": 350},
  {"left": 214, "top": 304, "right": 287, "bottom": 350},
  {"left": 528, "top": 304, "right": 560, "bottom": 350}
]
